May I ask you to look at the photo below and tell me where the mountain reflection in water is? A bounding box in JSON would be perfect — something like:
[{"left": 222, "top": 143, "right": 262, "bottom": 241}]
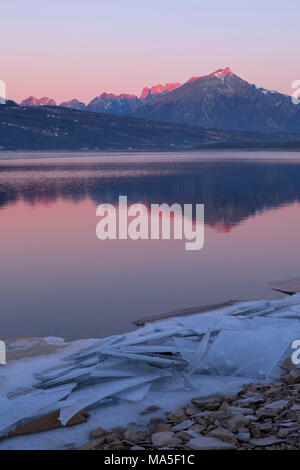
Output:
[{"left": 1, "top": 154, "right": 300, "bottom": 230}]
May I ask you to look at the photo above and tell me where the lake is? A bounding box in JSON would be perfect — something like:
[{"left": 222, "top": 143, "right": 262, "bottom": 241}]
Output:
[{"left": 1, "top": 150, "right": 300, "bottom": 340}]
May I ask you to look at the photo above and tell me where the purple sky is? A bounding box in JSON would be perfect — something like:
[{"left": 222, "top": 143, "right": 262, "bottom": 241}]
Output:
[{"left": 1, "top": 0, "right": 299, "bottom": 103}]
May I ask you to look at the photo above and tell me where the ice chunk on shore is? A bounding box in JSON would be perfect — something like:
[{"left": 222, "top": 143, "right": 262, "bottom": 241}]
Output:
[
  {"left": 114, "top": 382, "right": 152, "bottom": 401},
  {"left": 203, "top": 327, "right": 298, "bottom": 378},
  {"left": 59, "top": 374, "right": 160, "bottom": 425}
]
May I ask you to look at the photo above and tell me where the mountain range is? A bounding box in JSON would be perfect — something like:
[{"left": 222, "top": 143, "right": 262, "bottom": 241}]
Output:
[
  {"left": 17, "top": 68, "right": 300, "bottom": 133},
  {"left": 19, "top": 82, "right": 181, "bottom": 112}
]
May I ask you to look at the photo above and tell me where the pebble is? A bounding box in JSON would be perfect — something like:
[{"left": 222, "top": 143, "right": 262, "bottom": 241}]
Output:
[
  {"left": 152, "top": 431, "right": 174, "bottom": 447},
  {"left": 172, "top": 420, "right": 194, "bottom": 432},
  {"left": 187, "top": 436, "right": 237, "bottom": 450}
]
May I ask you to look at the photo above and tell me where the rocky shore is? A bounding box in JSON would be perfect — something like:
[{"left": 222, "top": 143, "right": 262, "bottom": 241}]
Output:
[{"left": 80, "top": 361, "right": 300, "bottom": 451}]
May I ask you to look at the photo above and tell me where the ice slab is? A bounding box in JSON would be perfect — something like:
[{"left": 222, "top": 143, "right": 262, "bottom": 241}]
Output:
[
  {"left": 114, "top": 382, "right": 152, "bottom": 401},
  {"left": 203, "top": 327, "right": 299, "bottom": 379},
  {"left": 59, "top": 374, "right": 160, "bottom": 425}
]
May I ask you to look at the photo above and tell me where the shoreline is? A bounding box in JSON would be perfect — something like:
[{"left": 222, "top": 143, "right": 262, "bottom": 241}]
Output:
[{"left": 2, "top": 147, "right": 300, "bottom": 161}]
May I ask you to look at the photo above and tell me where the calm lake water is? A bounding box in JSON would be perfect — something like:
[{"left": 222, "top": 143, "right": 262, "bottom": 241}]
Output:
[{"left": 1, "top": 150, "right": 300, "bottom": 340}]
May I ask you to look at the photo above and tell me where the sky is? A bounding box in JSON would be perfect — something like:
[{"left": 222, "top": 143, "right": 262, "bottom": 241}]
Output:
[{"left": 0, "top": 0, "right": 299, "bottom": 104}]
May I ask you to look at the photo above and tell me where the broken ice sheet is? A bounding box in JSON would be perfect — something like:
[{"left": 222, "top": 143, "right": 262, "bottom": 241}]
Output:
[
  {"left": 63, "top": 336, "right": 122, "bottom": 362},
  {"left": 149, "top": 372, "right": 186, "bottom": 392},
  {"left": 99, "top": 348, "right": 184, "bottom": 366},
  {"left": 188, "top": 332, "right": 211, "bottom": 374},
  {"left": 172, "top": 335, "right": 210, "bottom": 372},
  {"left": 115, "top": 326, "right": 192, "bottom": 348},
  {"left": 202, "top": 327, "right": 298, "bottom": 379},
  {"left": 174, "top": 312, "right": 219, "bottom": 332},
  {"left": 250, "top": 316, "right": 300, "bottom": 329},
  {"left": 114, "top": 382, "right": 152, "bottom": 401},
  {"left": 172, "top": 337, "right": 198, "bottom": 364},
  {"left": 90, "top": 357, "right": 164, "bottom": 379},
  {"left": 0, "top": 383, "right": 75, "bottom": 437},
  {"left": 38, "top": 366, "right": 94, "bottom": 388},
  {"left": 36, "top": 364, "right": 77, "bottom": 382},
  {"left": 59, "top": 373, "right": 161, "bottom": 425}
]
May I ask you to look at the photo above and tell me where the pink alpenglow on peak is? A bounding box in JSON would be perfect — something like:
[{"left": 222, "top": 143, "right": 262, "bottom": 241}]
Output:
[
  {"left": 39, "top": 97, "right": 56, "bottom": 106},
  {"left": 216, "top": 67, "right": 233, "bottom": 76},
  {"left": 21, "top": 96, "right": 56, "bottom": 107},
  {"left": 141, "top": 82, "right": 181, "bottom": 99},
  {"left": 98, "top": 92, "right": 138, "bottom": 100},
  {"left": 59, "top": 99, "right": 86, "bottom": 110},
  {"left": 60, "top": 99, "right": 83, "bottom": 105},
  {"left": 20, "top": 96, "right": 40, "bottom": 107},
  {"left": 187, "top": 67, "right": 233, "bottom": 83}
]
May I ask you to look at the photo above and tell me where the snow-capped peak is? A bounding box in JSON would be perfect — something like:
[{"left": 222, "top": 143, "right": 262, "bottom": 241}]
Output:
[
  {"left": 212, "top": 67, "right": 233, "bottom": 77},
  {"left": 187, "top": 67, "right": 234, "bottom": 84}
]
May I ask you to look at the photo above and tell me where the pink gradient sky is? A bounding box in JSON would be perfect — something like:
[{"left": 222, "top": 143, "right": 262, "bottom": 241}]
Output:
[{"left": 1, "top": 0, "right": 299, "bottom": 104}]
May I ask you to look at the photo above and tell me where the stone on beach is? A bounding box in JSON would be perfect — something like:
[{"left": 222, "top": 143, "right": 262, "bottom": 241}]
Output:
[
  {"left": 286, "top": 369, "right": 300, "bottom": 385},
  {"left": 171, "top": 420, "right": 194, "bottom": 431},
  {"left": 249, "top": 437, "right": 284, "bottom": 447},
  {"left": 89, "top": 426, "right": 108, "bottom": 439},
  {"left": 152, "top": 423, "right": 172, "bottom": 433},
  {"left": 207, "top": 427, "right": 236, "bottom": 443},
  {"left": 167, "top": 410, "right": 187, "bottom": 423},
  {"left": 151, "top": 431, "right": 174, "bottom": 447},
  {"left": 187, "top": 436, "right": 237, "bottom": 450},
  {"left": 140, "top": 406, "right": 160, "bottom": 415},
  {"left": 227, "top": 414, "right": 250, "bottom": 432},
  {"left": 264, "top": 400, "right": 289, "bottom": 411}
]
